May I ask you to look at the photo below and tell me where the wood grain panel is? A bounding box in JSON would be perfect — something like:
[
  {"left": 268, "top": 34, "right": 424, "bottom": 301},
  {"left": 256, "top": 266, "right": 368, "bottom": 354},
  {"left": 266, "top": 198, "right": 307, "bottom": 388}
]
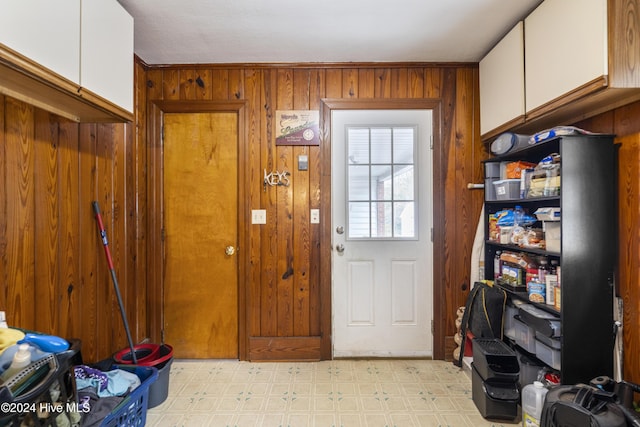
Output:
[
  {"left": 0, "top": 96, "right": 6, "bottom": 312},
  {"left": 260, "top": 69, "right": 279, "bottom": 337},
  {"left": 358, "top": 69, "right": 375, "bottom": 98},
  {"left": 111, "top": 123, "right": 128, "bottom": 351},
  {"left": 276, "top": 69, "right": 295, "bottom": 337},
  {"left": 616, "top": 134, "right": 640, "bottom": 383},
  {"left": 33, "top": 110, "right": 59, "bottom": 333},
  {"left": 343, "top": 69, "right": 358, "bottom": 98},
  {"left": 163, "top": 69, "right": 180, "bottom": 100},
  {"left": 609, "top": 0, "right": 640, "bottom": 87},
  {"left": 433, "top": 69, "right": 457, "bottom": 360},
  {"left": 58, "top": 120, "right": 80, "bottom": 339},
  {"left": 5, "top": 99, "right": 36, "bottom": 329},
  {"left": 78, "top": 124, "right": 98, "bottom": 359},
  {"left": 179, "top": 69, "right": 196, "bottom": 100},
  {"left": 244, "top": 69, "right": 263, "bottom": 339},
  {"left": 325, "top": 69, "right": 342, "bottom": 99},
  {"left": 391, "top": 68, "right": 409, "bottom": 98},
  {"left": 424, "top": 68, "right": 442, "bottom": 99},
  {"left": 210, "top": 69, "right": 228, "bottom": 100},
  {"left": 144, "top": 69, "right": 164, "bottom": 346},
  {"left": 292, "top": 69, "right": 311, "bottom": 336},
  {"left": 408, "top": 68, "right": 425, "bottom": 99},
  {"left": 249, "top": 336, "right": 321, "bottom": 361},
  {"left": 194, "top": 69, "right": 213, "bottom": 100},
  {"left": 451, "top": 68, "right": 482, "bottom": 336},
  {"left": 375, "top": 68, "right": 391, "bottom": 98}
]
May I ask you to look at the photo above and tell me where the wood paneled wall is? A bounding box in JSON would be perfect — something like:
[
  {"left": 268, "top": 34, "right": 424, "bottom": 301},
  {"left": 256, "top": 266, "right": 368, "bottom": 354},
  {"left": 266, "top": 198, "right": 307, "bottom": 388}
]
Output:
[
  {"left": 137, "top": 61, "right": 486, "bottom": 360},
  {"left": 0, "top": 94, "right": 147, "bottom": 363},
  {"left": 4, "top": 56, "right": 637, "bottom": 372}
]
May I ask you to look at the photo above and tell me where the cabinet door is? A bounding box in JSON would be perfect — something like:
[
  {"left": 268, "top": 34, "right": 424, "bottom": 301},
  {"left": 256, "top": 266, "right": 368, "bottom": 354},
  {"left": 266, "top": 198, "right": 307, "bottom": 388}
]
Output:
[
  {"left": 80, "top": 0, "right": 134, "bottom": 113},
  {"left": 0, "top": 1, "right": 80, "bottom": 84},
  {"left": 479, "top": 22, "right": 525, "bottom": 136},
  {"left": 525, "top": 0, "right": 607, "bottom": 113}
]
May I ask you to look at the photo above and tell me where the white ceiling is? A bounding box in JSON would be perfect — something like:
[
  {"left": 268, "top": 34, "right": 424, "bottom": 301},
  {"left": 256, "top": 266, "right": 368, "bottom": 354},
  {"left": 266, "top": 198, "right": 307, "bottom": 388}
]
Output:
[{"left": 118, "top": 0, "right": 542, "bottom": 65}]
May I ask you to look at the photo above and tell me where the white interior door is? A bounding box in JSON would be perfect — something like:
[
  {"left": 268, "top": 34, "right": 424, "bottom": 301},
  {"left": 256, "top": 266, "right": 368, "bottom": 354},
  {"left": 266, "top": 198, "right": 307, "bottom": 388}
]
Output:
[{"left": 331, "top": 109, "right": 433, "bottom": 358}]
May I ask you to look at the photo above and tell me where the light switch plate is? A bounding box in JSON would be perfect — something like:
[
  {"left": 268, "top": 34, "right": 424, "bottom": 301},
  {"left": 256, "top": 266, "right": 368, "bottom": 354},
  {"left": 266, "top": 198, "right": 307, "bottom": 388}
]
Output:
[
  {"left": 310, "top": 209, "right": 320, "bottom": 224},
  {"left": 252, "top": 209, "right": 267, "bottom": 224},
  {"left": 298, "top": 154, "right": 309, "bottom": 171}
]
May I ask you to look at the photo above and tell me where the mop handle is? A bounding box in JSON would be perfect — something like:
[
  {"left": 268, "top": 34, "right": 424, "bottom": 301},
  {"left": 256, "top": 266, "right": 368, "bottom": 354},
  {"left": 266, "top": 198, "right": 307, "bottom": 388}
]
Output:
[
  {"left": 92, "top": 202, "right": 114, "bottom": 270},
  {"left": 92, "top": 201, "right": 138, "bottom": 364}
]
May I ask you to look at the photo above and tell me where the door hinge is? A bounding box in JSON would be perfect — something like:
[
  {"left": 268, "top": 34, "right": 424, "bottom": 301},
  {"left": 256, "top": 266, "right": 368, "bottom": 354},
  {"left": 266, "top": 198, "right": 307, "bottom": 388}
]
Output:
[
  {"left": 161, "top": 227, "right": 165, "bottom": 242},
  {"left": 430, "top": 227, "right": 433, "bottom": 242},
  {"left": 430, "top": 134, "right": 433, "bottom": 150},
  {"left": 431, "top": 319, "right": 434, "bottom": 333}
]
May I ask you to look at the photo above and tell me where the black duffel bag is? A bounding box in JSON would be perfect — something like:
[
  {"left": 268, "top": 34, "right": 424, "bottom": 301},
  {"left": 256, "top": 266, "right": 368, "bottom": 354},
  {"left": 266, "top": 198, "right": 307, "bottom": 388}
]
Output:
[{"left": 541, "top": 383, "right": 628, "bottom": 427}]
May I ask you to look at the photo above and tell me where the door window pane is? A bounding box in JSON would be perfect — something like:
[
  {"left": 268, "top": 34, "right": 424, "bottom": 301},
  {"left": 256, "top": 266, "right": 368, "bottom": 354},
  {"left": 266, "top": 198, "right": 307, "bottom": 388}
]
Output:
[
  {"left": 393, "top": 165, "right": 414, "bottom": 200},
  {"left": 371, "top": 165, "right": 392, "bottom": 200},
  {"left": 346, "top": 126, "right": 418, "bottom": 239}
]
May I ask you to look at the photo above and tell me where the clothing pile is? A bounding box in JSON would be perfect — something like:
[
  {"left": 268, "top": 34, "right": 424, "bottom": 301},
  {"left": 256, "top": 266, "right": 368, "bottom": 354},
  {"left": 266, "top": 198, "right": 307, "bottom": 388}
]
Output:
[{"left": 73, "top": 365, "right": 141, "bottom": 427}]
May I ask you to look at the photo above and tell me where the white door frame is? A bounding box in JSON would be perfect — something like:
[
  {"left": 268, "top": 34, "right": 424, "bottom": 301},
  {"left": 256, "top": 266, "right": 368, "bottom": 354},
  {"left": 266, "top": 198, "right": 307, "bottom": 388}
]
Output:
[
  {"left": 330, "top": 109, "right": 433, "bottom": 357},
  {"left": 318, "top": 99, "right": 444, "bottom": 360}
]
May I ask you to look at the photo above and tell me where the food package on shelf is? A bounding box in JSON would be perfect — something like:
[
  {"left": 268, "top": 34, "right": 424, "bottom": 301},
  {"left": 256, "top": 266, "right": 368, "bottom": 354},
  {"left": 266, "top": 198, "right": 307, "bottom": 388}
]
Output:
[{"left": 506, "top": 161, "right": 537, "bottom": 179}]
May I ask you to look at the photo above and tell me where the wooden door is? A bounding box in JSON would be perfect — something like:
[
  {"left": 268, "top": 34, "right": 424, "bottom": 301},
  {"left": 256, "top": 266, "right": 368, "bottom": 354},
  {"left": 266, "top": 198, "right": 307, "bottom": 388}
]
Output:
[{"left": 163, "top": 112, "right": 238, "bottom": 358}]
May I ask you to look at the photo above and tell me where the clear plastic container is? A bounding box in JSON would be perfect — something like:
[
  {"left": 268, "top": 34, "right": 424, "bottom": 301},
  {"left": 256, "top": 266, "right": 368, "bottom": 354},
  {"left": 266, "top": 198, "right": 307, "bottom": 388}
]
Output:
[{"left": 522, "top": 381, "right": 548, "bottom": 427}]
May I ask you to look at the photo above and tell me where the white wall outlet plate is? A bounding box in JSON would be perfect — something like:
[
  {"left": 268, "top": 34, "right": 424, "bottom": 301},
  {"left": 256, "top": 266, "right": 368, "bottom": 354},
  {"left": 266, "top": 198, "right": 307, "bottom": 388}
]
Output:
[
  {"left": 310, "top": 209, "right": 320, "bottom": 224},
  {"left": 252, "top": 209, "right": 267, "bottom": 224}
]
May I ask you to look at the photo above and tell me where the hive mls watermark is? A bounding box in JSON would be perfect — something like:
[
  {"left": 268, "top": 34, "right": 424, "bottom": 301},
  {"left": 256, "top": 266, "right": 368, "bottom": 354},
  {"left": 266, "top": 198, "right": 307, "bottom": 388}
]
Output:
[
  {"left": 40, "top": 401, "right": 90, "bottom": 414},
  {"left": 0, "top": 401, "right": 90, "bottom": 414}
]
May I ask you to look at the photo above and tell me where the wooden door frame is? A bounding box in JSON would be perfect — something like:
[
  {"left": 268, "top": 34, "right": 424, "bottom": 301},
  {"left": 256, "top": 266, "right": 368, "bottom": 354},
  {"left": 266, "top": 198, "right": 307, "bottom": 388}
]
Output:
[
  {"left": 146, "top": 100, "right": 249, "bottom": 360},
  {"left": 319, "top": 98, "right": 445, "bottom": 360}
]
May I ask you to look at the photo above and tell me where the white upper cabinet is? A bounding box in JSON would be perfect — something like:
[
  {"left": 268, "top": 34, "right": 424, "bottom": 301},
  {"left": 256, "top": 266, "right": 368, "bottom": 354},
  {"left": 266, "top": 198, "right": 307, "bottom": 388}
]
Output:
[
  {"left": 81, "top": 0, "right": 134, "bottom": 114},
  {"left": 480, "top": 22, "right": 525, "bottom": 136},
  {"left": 0, "top": 0, "right": 133, "bottom": 121},
  {"left": 525, "top": 0, "right": 607, "bottom": 113},
  {"left": 480, "top": 0, "right": 640, "bottom": 141},
  {"left": 0, "top": 1, "right": 81, "bottom": 84}
]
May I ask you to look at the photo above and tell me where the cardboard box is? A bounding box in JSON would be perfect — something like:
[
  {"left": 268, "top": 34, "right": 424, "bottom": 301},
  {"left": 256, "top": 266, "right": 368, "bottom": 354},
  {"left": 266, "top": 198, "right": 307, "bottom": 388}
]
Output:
[
  {"left": 534, "top": 207, "right": 561, "bottom": 221},
  {"left": 544, "top": 222, "right": 560, "bottom": 252}
]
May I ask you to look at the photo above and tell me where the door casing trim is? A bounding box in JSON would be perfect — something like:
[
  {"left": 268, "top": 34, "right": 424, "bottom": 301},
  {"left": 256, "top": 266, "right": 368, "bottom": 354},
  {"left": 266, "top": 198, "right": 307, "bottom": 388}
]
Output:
[
  {"left": 319, "top": 98, "right": 444, "bottom": 360},
  {"left": 147, "top": 100, "right": 248, "bottom": 360}
]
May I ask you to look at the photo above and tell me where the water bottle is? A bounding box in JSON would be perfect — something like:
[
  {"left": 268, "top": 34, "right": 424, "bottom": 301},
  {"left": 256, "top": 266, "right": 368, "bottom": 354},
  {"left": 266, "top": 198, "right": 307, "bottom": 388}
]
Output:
[
  {"left": 522, "top": 381, "right": 548, "bottom": 427},
  {"left": 0, "top": 343, "right": 31, "bottom": 381},
  {"left": 494, "top": 251, "right": 501, "bottom": 281},
  {"left": 513, "top": 205, "right": 525, "bottom": 227}
]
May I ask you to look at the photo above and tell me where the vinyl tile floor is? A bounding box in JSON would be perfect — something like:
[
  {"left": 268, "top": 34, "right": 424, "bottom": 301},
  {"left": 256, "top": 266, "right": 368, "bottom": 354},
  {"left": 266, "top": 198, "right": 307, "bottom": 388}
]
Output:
[{"left": 145, "top": 359, "right": 519, "bottom": 427}]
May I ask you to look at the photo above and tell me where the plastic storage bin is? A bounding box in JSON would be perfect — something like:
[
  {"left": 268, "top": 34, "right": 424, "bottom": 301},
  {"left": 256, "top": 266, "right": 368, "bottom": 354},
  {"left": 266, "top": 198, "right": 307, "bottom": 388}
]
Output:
[
  {"left": 535, "top": 338, "right": 561, "bottom": 371},
  {"left": 518, "top": 304, "right": 561, "bottom": 337},
  {"left": 485, "top": 178, "right": 498, "bottom": 201},
  {"left": 514, "top": 316, "right": 536, "bottom": 353},
  {"left": 517, "top": 348, "right": 545, "bottom": 390},
  {"left": 484, "top": 162, "right": 501, "bottom": 179},
  {"left": 100, "top": 365, "right": 158, "bottom": 427},
  {"left": 493, "top": 179, "right": 521, "bottom": 200},
  {"left": 503, "top": 303, "right": 518, "bottom": 340}
]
